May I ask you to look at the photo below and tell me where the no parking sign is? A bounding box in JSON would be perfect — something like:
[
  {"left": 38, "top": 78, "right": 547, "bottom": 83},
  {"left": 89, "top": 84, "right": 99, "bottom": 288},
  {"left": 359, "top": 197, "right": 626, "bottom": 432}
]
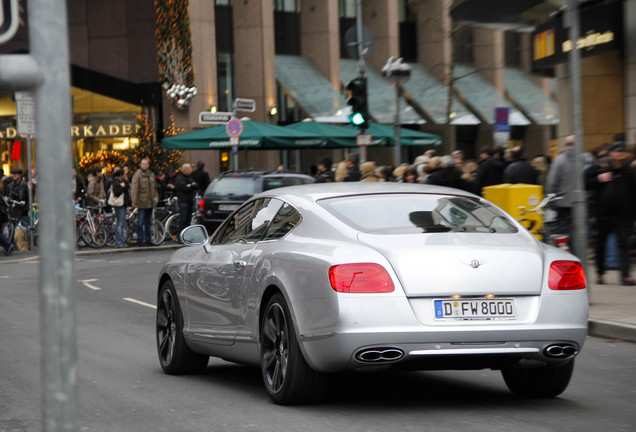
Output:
[{"left": 226, "top": 118, "right": 243, "bottom": 138}]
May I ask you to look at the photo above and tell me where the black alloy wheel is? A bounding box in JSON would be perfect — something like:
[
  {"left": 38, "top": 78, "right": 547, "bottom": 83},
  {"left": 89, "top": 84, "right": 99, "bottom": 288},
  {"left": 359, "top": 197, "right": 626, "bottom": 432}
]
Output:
[
  {"left": 156, "top": 280, "right": 208, "bottom": 374},
  {"left": 260, "top": 293, "right": 327, "bottom": 404}
]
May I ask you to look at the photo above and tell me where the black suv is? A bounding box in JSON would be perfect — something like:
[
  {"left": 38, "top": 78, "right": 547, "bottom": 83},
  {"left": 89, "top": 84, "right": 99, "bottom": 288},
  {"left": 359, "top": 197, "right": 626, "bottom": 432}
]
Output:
[{"left": 200, "top": 170, "right": 315, "bottom": 232}]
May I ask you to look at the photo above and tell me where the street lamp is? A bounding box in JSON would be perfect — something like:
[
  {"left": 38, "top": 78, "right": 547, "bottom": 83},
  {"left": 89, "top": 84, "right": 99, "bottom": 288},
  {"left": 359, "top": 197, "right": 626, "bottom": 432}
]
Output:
[{"left": 382, "top": 57, "right": 411, "bottom": 165}]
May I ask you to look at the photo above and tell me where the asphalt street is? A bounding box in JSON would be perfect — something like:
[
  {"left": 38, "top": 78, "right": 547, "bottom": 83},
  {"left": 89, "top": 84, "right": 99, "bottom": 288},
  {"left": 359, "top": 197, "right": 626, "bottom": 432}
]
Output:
[{"left": 0, "top": 247, "right": 635, "bottom": 431}]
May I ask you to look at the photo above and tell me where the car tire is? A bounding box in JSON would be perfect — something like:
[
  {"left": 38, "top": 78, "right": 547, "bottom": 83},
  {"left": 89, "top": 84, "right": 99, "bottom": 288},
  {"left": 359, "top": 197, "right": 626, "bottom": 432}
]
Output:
[
  {"left": 260, "top": 293, "right": 327, "bottom": 405},
  {"left": 502, "top": 359, "right": 574, "bottom": 398},
  {"left": 156, "top": 280, "right": 209, "bottom": 375}
]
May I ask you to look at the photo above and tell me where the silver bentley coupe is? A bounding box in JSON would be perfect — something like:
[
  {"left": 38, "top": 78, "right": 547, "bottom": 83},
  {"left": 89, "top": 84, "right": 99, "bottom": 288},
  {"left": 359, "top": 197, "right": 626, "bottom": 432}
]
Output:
[{"left": 155, "top": 183, "right": 588, "bottom": 405}]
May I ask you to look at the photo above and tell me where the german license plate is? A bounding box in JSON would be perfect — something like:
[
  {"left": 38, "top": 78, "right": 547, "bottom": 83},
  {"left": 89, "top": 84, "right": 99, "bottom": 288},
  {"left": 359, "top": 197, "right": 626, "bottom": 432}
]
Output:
[
  {"left": 434, "top": 298, "right": 516, "bottom": 320},
  {"left": 219, "top": 204, "right": 240, "bottom": 211}
]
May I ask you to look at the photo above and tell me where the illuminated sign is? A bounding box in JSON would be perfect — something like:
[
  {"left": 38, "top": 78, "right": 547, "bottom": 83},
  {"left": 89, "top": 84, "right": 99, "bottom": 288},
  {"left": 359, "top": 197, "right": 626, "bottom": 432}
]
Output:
[{"left": 532, "top": 0, "right": 623, "bottom": 72}]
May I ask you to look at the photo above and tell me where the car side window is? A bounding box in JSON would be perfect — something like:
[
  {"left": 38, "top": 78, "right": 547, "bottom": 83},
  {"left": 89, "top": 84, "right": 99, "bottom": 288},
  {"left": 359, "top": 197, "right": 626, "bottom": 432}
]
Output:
[
  {"left": 264, "top": 202, "right": 301, "bottom": 240},
  {"left": 215, "top": 199, "right": 284, "bottom": 244}
]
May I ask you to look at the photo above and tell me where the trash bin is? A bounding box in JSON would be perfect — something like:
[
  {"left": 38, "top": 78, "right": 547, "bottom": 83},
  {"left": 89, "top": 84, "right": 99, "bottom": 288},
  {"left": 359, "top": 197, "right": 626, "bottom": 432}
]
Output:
[{"left": 483, "top": 183, "right": 543, "bottom": 239}]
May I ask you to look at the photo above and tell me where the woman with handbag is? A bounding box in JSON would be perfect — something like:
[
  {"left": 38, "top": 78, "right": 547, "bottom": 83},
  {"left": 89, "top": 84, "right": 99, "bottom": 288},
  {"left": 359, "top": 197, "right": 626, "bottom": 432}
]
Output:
[{"left": 108, "top": 169, "right": 130, "bottom": 248}]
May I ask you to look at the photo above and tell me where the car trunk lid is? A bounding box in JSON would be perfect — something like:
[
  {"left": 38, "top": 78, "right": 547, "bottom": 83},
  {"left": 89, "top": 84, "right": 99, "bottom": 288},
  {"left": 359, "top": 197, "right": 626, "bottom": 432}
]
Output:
[{"left": 357, "top": 232, "right": 544, "bottom": 297}]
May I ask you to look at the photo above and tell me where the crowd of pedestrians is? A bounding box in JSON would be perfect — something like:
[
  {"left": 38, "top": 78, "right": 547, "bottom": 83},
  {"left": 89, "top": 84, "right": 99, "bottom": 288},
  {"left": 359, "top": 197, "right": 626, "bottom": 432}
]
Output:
[
  {"left": 315, "top": 133, "right": 636, "bottom": 285},
  {"left": 0, "top": 159, "right": 212, "bottom": 254}
]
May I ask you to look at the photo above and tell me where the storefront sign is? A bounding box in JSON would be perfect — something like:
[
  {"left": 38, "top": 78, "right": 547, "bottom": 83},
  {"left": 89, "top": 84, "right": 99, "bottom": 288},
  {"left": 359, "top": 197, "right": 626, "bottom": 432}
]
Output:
[
  {"left": 532, "top": 0, "right": 623, "bottom": 72},
  {"left": 0, "top": 121, "right": 141, "bottom": 139}
]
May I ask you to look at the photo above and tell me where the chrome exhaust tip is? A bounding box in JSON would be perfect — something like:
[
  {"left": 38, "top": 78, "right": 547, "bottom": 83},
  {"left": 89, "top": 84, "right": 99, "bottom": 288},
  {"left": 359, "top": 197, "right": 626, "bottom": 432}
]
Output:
[
  {"left": 544, "top": 344, "right": 578, "bottom": 359},
  {"left": 356, "top": 348, "right": 404, "bottom": 363}
]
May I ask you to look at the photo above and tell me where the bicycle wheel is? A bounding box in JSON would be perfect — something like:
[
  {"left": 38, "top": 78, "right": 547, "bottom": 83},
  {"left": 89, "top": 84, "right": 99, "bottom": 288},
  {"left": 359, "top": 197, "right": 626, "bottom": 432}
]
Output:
[
  {"left": 164, "top": 214, "right": 181, "bottom": 243},
  {"left": 80, "top": 220, "right": 108, "bottom": 248},
  {"left": 151, "top": 219, "right": 166, "bottom": 245},
  {"left": 1, "top": 221, "right": 15, "bottom": 245}
]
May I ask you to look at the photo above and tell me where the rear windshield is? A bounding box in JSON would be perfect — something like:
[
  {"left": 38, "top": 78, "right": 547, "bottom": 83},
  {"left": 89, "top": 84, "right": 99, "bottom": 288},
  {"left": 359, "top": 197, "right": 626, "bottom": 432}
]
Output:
[
  {"left": 262, "top": 176, "right": 314, "bottom": 191},
  {"left": 206, "top": 177, "right": 255, "bottom": 197},
  {"left": 318, "top": 193, "right": 518, "bottom": 235}
]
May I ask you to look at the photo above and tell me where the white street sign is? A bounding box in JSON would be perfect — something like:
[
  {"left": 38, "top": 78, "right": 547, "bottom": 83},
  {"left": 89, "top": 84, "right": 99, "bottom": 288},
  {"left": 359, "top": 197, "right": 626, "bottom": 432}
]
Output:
[
  {"left": 15, "top": 91, "right": 35, "bottom": 136},
  {"left": 234, "top": 98, "right": 256, "bottom": 112},
  {"left": 356, "top": 133, "right": 372, "bottom": 146},
  {"left": 199, "top": 111, "right": 233, "bottom": 125}
]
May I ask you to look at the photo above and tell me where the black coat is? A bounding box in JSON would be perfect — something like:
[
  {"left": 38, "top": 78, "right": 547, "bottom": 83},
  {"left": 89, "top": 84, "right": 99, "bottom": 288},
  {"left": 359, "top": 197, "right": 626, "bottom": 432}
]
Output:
[
  {"left": 475, "top": 157, "right": 505, "bottom": 193},
  {"left": 174, "top": 173, "right": 198, "bottom": 204},
  {"left": 503, "top": 160, "right": 538, "bottom": 185},
  {"left": 585, "top": 158, "right": 636, "bottom": 220}
]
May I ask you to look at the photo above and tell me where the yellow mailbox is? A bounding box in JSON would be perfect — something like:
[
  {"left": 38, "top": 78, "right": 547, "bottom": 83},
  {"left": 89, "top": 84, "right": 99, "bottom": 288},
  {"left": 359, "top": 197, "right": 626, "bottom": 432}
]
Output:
[{"left": 482, "top": 184, "right": 543, "bottom": 239}]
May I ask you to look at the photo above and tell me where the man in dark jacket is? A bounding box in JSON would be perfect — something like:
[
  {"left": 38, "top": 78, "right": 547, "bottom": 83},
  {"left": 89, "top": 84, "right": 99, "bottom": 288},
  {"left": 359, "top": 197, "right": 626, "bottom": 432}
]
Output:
[
  {"left": 191, "top": 161, "right": 211, "bottom": 195},
  {"left": 475, "top": 147, "right": 506, "bottom": 195},
  {"left": 175, "top": 163, "right": 198, "bottom": 233},
  {"left": 7, "top": 168, "right": 29, "bottom": 220},
  {"left": 503, "top": 146, "right": 538, "bottom": 184},
  {"left": 315, "top": 156, "right": 335, "bottom": 183},
  {"left": 585, "top": 140, "right": 636, "bottom": 285},
  {"left": 343, "top": 153, "right": 361, "bottom": 182}
]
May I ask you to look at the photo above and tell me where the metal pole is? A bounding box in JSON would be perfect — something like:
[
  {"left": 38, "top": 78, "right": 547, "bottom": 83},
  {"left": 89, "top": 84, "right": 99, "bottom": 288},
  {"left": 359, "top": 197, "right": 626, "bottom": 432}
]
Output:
[
  {"left": 394, "top": 85, "right": 401, "bottom": 164},
  {"left": 26, "top": 134, "right": 34, "bottom": 250},
  {"left": 566, "top": 0, "right": 588, "bottom": 270},
  {"left": 27, "top": 0, "right": 78, "bottom": 430},
  {"left": 231, "top": 100, "right": 239, "bottom": 170},
  {"left": 355, "top": 0, "right": 366, "bottom": 163}
]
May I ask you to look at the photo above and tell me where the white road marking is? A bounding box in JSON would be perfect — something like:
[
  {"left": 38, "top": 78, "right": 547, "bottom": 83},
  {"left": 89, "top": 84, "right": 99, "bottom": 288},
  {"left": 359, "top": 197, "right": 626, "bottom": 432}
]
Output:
[
  {"left": 123, "top": 297, "right": 156, "bottom": 309},
  {"left": 0, "top": 275, "right": 9, "bottom": 278},
  {"left": 80, "top": 279, "right": 101, "bottom": 291}
]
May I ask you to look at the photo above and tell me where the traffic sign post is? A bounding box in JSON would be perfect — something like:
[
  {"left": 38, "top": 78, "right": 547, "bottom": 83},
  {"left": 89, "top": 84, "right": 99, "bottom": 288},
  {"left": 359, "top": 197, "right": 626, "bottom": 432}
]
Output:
[
  {"left": 226, "top": 117, "right": 243, "bottom": 137},
  {"left": 494, "top": 107, "right": 510, "bottom": 133},
  {"left": 199, "top": 111, "right": 233, "bottom": 125},
  {"left": 15, "top": 91, "right": 35, "bottom": 249},
  {"left": 493, "top": 107, "right": 510, "bottom": 147},
  {"left": 15, "top": 91, "right": 36, "bottom": 135},
  {"left": 234, "top": 98, "right": 256, "bottom": 112}
]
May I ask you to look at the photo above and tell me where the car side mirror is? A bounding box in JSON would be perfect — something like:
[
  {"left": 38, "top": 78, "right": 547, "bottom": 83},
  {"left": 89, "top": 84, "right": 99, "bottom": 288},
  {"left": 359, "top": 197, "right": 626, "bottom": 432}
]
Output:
[{"left": 180, "top": 225, "right": 209, "bottom": 245}]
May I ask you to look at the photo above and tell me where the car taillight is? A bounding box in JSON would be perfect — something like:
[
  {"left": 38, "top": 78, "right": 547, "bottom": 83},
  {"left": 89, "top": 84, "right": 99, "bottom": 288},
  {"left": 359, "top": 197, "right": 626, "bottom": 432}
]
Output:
[
  {"left": 548, "top": 261, "right": 586, "bottom": 290},
  {"left": 329, "top": 263, "right": 394, "bottom": 293},
  {"left": 199, "top": 199, "right": 204, "bottom": 211}
]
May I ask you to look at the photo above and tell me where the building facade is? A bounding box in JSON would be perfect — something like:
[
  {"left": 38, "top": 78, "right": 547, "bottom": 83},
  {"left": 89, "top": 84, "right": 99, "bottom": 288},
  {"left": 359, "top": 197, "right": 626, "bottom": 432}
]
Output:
[{"left": 1, "top": 0, "right": 567, "bottom": 178}]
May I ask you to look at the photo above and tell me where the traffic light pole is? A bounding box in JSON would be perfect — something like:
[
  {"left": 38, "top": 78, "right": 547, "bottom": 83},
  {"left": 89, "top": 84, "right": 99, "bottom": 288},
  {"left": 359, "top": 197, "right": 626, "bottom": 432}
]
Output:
[{"left": 355, "top": 0, "right": 366, "bottom": 163}]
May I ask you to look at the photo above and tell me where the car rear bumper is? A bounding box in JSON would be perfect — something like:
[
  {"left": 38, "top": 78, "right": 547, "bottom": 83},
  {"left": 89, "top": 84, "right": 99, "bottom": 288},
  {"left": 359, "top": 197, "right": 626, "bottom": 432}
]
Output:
[{"left": 294, "top": 294, "right": 588, "bottom": 373}]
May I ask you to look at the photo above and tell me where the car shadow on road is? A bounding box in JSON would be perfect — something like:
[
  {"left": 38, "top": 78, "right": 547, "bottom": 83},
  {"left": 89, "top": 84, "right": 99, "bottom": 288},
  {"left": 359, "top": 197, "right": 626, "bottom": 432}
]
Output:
[{"left": 192, "top": 360, "right": 581, "bottom": 410}]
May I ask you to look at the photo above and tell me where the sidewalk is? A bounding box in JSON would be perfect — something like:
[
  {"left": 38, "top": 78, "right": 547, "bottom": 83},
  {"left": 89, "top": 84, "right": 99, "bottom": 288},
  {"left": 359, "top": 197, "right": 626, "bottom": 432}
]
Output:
[{"left": 3, "top": 245, "right": 636, "bottom": 344}]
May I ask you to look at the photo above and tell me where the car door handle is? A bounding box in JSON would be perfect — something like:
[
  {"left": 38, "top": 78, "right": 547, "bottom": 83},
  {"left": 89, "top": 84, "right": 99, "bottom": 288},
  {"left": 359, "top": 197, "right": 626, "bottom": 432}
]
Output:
[{"left": 233, "top": 260, "right": 247, "bottom": 269}]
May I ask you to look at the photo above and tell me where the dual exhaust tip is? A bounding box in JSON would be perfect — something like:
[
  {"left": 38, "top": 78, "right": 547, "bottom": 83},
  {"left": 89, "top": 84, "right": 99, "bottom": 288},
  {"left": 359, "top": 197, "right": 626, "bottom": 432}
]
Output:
[
  {"left": 356, "top": 348, "right": 404, "bottom": 363},
  {"left": 544, "top": 344, "right": 578, "bottom": 359}
]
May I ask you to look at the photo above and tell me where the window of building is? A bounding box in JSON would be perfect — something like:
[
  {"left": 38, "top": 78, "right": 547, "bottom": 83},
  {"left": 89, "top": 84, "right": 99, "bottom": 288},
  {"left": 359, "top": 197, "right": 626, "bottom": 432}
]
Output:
[
  {"left": 453, "top": 25, "right": 473, "bottom": 64},
  {"left": 399, "top": 0, "right": 417, "bottom": 61},
  {"left": 275, "top": 3, "right": 300, "bottom": 55},
  {"left": 339, "top": 0, "right": 356, "bottom": 18},
  {"left": 505, "top": 31, "right": 522, "bottom": 67},
  {"left": 215, "top": 1, "right": 234, "bottom": 112},
  {"left": 274, "top": 0, "right": 300, "bottom": 12},
  {"left": 217, "top": 53, "right": 234, "bottom": 113}
]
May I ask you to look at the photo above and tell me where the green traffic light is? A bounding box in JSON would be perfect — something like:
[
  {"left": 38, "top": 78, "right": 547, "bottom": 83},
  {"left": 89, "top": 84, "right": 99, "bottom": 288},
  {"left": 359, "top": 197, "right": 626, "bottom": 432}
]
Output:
[{"left": 350, "top": 112, "right": 365, "bottom": 126}]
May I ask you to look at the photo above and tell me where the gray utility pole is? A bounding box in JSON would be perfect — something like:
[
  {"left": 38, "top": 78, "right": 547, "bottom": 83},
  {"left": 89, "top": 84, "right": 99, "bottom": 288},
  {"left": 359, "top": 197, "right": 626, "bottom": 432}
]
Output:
[
  {"left": 565, "top": 0, "right": 588, "bottom": 270},
  {"left": 0, "top": 0, "right": 78, "bottom": 430},
  {"left": 355, "top": 0, "right": 367, "bottom": 163}
]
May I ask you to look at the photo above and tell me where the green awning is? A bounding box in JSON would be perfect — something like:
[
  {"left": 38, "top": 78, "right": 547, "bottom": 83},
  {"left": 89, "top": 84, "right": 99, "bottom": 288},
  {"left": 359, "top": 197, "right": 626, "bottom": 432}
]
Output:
[
  {"left": 284, "top": 121, "right": 385, "bottom": 147},
  {"left": 344, "top": 122, "right": 442, "bottom": 146},
  {"left": 162, "top": 120, "right": 327, "bottom": 150}
]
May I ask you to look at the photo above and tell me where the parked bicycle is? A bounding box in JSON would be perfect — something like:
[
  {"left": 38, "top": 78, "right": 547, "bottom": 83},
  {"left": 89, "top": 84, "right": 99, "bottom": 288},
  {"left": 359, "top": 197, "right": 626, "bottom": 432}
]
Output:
[
  {"left": 1, "top": 196, "right": 38, "bottom": 250},
  {"left": 518, "top": 193, "right": 570, "bottom": 251}
]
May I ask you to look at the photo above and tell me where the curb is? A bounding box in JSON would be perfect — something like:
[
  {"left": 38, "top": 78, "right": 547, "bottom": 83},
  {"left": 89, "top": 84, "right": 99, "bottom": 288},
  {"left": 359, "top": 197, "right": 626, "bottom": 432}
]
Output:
[
  {"left": 588, "top": 319, "right": 636, "bottom": 344},
  {"left": 2, "top": 243, "right": 182, "bottom": 263}
]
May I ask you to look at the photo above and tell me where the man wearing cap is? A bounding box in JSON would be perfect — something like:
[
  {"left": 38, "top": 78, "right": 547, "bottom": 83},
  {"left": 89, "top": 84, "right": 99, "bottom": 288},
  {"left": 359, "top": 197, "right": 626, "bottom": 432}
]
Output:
[
  {"left": 585, "top": 139, "right": 636, "bottom": 285},
  {"left": 7, "top": 168, "right": 29, "bottom": 221}
]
